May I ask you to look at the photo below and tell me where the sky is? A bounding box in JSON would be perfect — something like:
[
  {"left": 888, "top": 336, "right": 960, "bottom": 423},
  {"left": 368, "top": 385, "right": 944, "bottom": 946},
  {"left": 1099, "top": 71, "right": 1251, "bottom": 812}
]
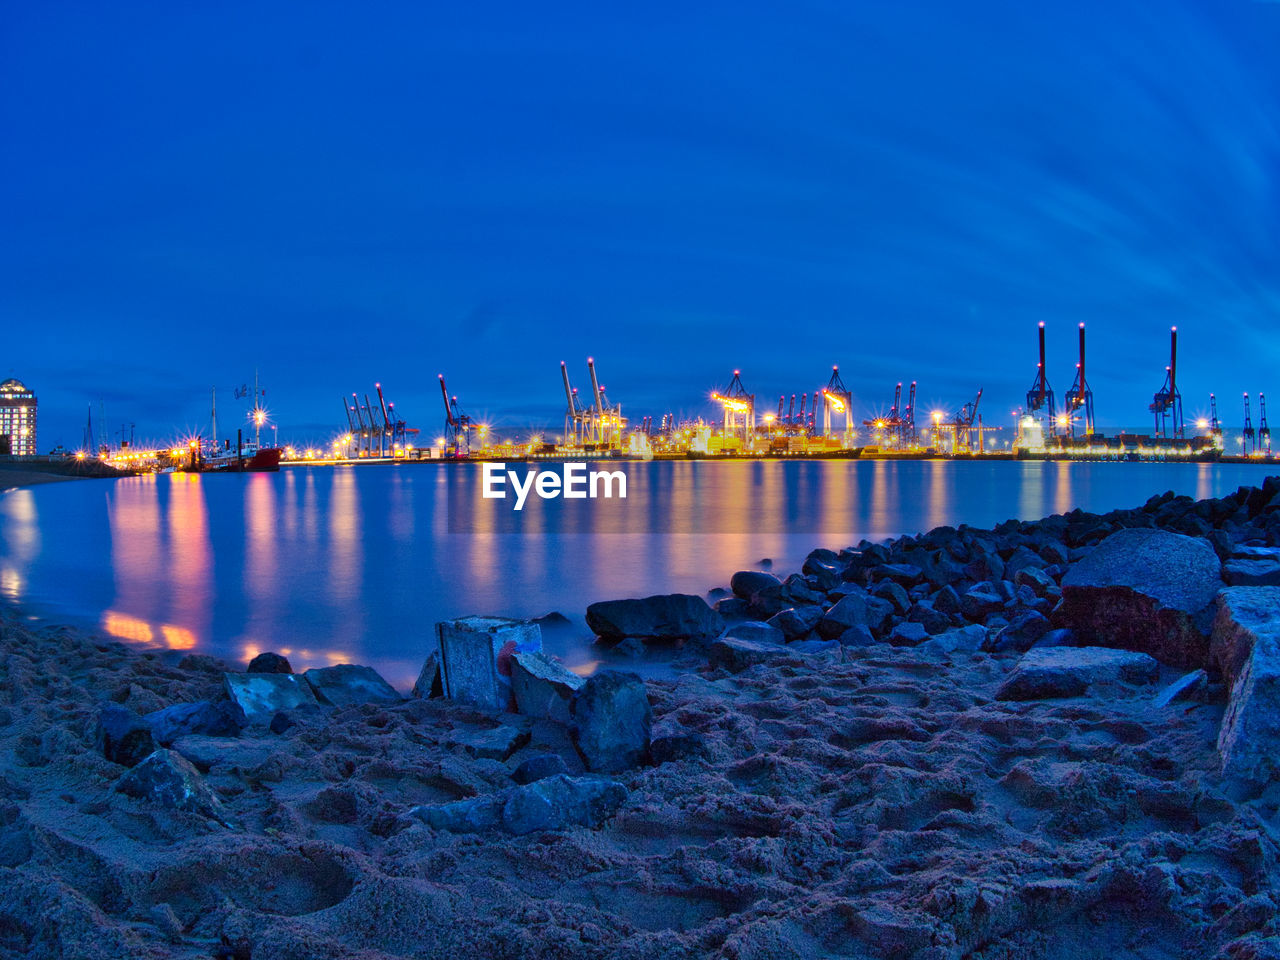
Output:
[{"left": 3, "top": 0, "right": 1279, "bottom": 449}]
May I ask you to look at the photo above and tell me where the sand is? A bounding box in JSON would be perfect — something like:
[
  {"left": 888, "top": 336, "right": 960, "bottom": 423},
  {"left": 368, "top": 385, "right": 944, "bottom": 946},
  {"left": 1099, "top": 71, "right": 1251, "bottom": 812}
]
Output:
[{"left": 1, "top": 608, "right": 1277, "bottom": 960}]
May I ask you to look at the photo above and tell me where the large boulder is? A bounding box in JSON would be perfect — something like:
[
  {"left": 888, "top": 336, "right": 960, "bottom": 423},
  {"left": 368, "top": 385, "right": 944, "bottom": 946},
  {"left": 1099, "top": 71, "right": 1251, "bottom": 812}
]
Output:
[
  {"left": 570, "top": 672, "right": 652, "bottom": 772},
  {"left": 995, "top": 646, "right": 1160, "bottom": 701},
  {"left": 144, "top": 700, "right": 246, "bottom": 745},
  {"left": 1209, "top": 587, "right": 1280, "bottom": 787},
  {"left": 224, "top": 672, "right": 319, "bottom": 723},
  {"left": 1054, "top": 528, "right": 1222, "bottom": 669},
  {"left": 730, "top": 570, "right": 782, "bottom": 599},
  {"left": 585, "top": 594, "right": 723, "bottom": 642},
  {"left": 304, "top": 664, "right": 403, "bottom": 707},
  {"left": 510, "top": 651, "right": 584, "bottom": 724},
  {"left": 95, "top": 705, "right": 157, "bottom": 767},
  {"left": 115, "top": 749, "right": 227, "bottom": 823},
  {"left": 767, "top": 605, "right": 823, "bottom": 641},
  {"left": 408, "top": 774, "right": 626, "bottom": 835}
]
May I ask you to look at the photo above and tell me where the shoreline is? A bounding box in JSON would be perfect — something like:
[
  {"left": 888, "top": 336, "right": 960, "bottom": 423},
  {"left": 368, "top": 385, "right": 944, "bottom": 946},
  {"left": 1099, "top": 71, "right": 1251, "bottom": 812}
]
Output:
[{"left": 2, "top": 485, "right": 1280, "bottom": 958}]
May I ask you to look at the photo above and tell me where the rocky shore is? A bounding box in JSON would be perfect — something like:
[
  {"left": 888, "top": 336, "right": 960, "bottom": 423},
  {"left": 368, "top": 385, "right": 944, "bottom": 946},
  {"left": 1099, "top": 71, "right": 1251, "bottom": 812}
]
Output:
[{"left": 3, "top": 482, "right": 1280, "bottom": 959}]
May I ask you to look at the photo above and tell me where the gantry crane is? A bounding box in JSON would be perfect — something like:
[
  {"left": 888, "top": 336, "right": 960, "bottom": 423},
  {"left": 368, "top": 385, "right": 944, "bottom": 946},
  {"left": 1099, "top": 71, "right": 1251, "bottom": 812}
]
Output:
[
  {"left": 439, "top": 374, "right": 472, "bottom": 456},
  {"left": 1062, "top": 323, "right": 1095, "bottom": 437},
  {"left": 1150, "top": 327, "right": 1184, "bottom": 439},
  {"left": 1026, "top": 322, "right": 1057, "bottom": 433}
]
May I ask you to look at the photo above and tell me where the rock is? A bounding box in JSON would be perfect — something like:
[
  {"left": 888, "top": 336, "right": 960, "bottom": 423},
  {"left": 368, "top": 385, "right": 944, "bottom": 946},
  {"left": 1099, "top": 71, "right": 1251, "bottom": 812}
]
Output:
[
  {"left": 585, "top": 594, "right": 723, "bottom": 642},
  {"left": 1223, "top": 558, "right": 1280, "bottom": 587},
  {"left": 246, "top": 652, "right": 292, "bottom": 674},
  {"left": 1209, "top": 587, "right": 1280, "bottom": 786},
  {"left": 1004, "top": 545, "right": 1048, "bottom": 578},
  {"left": 95, "top": 705, "right": 157, "bottom": 767},
  {"left": 715, "top": 597, "right": 750, "bottom": 618},
  {"left": 996, "top": 647, "right": 1160, "bottom": 701},
  {"left": 964, "top": 552, "right": 1004, "bottom": 582},
  {"left": 767, "top": 605, "right": 823, "bottom": 641},
  {"left": 710, "top": 636, "right": 786, "bottom": 672},
  {"left": 511, "top": 753, "right": 569, "bottom": 785},
  {"left": 871, "top": 580, "right": 910, "bottom": 615},
  {"left": 434, "top": 616, "right": 543, "bottom": 711},
  {"left": 787, "top": 639, "right": 842, "bottom": 662},
  {"left": 960, "top": 586, "right": 1004, "bottom": 621},
  {"left": 817, "top": 594, "right": 868, "bottom": 639},
  {"left": 780, "top": 576, "right": 826, "bottom": 606},
  {"left": 832, "top": 625, "right": 873, "bottom": 648},
  {"left": 411, "top": 652, "right": 443, "bottom": 699},
  {"left": 730, "top": 570, "right": 781, "bottom": 599},
  {"left": 906, "top": 602, "right": 950, "bottom": 635},
  {"left": 303, "top": 665, "right": 399, "bottom": 711},
  {"left": 169, "top": 736, "right": 276, "bottom": 773},
  {"left": 801, "top": 557, "right": 841, "bottom": 591},
  {"left": 1013, "top": 566, "right": 1056, "bottom": 597},
  {"left": 875, "top": 563, "right": 923, "bottom": 585},
  {"left": 932, "top": 585, "right": 962, "bottom": 616},
  {"left": 447, "top": 724, "right": 531, "bottom": 762},
  {"left": 410, "top": 774, "right": 626, "bottom": 835},
  {"left": 510, "top": 652, "right": 585, "bottom": 724},
  {"left": 223, "top": 673, "right": 319, "bottom": 723},
  {"left": 984, "top": 611, "right": 1051, "bottom": 654},
  {"left": 722, "top": 620, "right": 785, "bottom": 646},
  {"left": 887, "top": 622, "right": 929, "bottom": 647},
  {"left": 918, "top": 624, "right": 986, "bottom": 656},
  {"left": 144, "top": 700, "right": 246, "bottom": 745},
  {"left": 1033, "top": 628, "right": 1076, "bottom": 648},
  {"left": 570, "top": 671, "right": 651, "bottom": 772},
  {"left": 862, "top": 597, "right": 895, "bottom": 634},
  {"left": 1055, "top": 528, "right": 1222, "bottom": 669},
  {"left": 1152, "top": 669, "right": 1208, "bottom": 709},
  {"left": 114, "top": 749, "right": 226, "bottom": 822}
]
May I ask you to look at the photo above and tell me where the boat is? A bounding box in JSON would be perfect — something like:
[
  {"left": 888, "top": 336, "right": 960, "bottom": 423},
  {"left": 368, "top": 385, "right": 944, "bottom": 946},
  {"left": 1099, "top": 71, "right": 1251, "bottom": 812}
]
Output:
[{"left": 191, "top": 372, "right": 282, "bottom": 472}]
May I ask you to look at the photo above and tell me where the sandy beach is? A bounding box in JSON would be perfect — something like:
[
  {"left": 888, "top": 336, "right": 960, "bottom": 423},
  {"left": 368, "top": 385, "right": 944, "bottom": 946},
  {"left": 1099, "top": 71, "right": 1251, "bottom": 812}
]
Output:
[{"left": 2, "top": 485, "right": 1279, "bottom": 960}]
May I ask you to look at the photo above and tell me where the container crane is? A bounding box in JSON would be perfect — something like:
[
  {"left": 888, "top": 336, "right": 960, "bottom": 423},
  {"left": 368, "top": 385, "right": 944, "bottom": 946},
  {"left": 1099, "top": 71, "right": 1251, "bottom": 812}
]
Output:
[
  {"left": 712, "top": 370, "right": 755, "bottom": 443},
  {"left": 439, "top": 374, "right": 472, "bottom": 456},
  {"left": 1261, "top": 393, "right": 1271, "bottom": 455},
  {"left": 1063, "top": 322, "right": 1095, "bottom": 437},
  {"left": 1243, "top": 393, "right": 1255, "bottom": 456},
  {"left": 560, "top": 362, "right": 587, "bottom": 447},
  {"left": 1025, "top": 322, "right": 1057, "bottom": 434},
  {"left": 821, "top": 365, "right": 855, "bottom": 445},
  {"left": 1150, "top": 327, "right": 1184, "bottom": 439}
]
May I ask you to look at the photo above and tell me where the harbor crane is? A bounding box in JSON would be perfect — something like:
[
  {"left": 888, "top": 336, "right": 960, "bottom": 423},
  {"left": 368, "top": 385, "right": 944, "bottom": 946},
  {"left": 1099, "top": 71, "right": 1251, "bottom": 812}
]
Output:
[
  {"left": 1149, "top": 326, "right": 1184, "bottom": 439},
  {"left": 821, "top": 365, "right": 854, "bottom": 445},
  {"left": 713, "top": 370, "right": 755, "bottom": 443},
  {"left": 1209, "top": 393, "right": 1223, "bottom": 447},
  {"left": 439, "top": 374, "right": 473, "bottom": 456},
  {"left": 1261, "top": 393, "right": 1272, "bottom": 455},
  {"left": 862, "top": 381, "right": 916, "bottom": 449},
  {"left": 1062, "top": 322, "right": 1095, "bottom": 437},
  {"left": 1026, "top": 322, "right": 1057, "bottom": 433},
  {"left": 583, "top": 357, "right": 624, "bottom": 448},
  {"left": 943, "top": 388, "right": 995, "bottom": 453},
  {"left": 560, "top": 362, "right": 587, "bottom": 447},
  {"left": 1243, "top": 393, "right": 1255, "bottom": 456}
]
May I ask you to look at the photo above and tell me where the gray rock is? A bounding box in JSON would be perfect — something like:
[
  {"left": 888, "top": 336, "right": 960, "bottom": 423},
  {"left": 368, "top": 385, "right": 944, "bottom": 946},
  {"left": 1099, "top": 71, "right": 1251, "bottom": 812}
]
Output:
[
  {"left": 1055, "top": 528, "right": 1222, "bottom": 669},
  {"left": 144, "top": 700, "right": 246, "bottom": 745},
  {"left": 961, "top": 587, "right": 1004, "bottom": 621},
  {"left": 1223, "top": 558, "right": 1280, "bottom": 587},
  {"left": 714, "top": 597, "right": 750, "bottom": 618},
  {"left": 862, "top": 596, "right": 896, "bottom": 634},
  {"left": 722, "top": 620, "right": 785, "bottom": 646},
  {"left": 304, "top": 664, "right": 403, "bottom": 707},
  {"left": 906, "top": 602, "right": 950, "bottom": 635},
  {"left": 434, "top": 616, "right": 543, "bottom": 711},
  {"left": 1209, "top": 587, "right": 1280, "bottom": 787},
  {"left": 875, "top": 563, "right": 924, "bottom": 585},
  {"left": 95, "top": 705, "right": 156, "bottom": 767},
  {"left": 447, "top": 724, "right": 531, "bottom": 762},
  {"left": 1004, "top": 545, "right": 1048, "bottom": 578},
  {"left": 511, "top": 651, "right": 585, "bottom": 724},
  {"left": 115, "top": 749, "right": 227, "bottom": 822},
  {"left": 872, "top": 580, "right": 911, "bottom": 615},
  {"left": 411, "top": 651, "right": 443, "bottom": 699},
  {"left": 817, "top": 594, "right": 869, "bottom": 639},
  {"left": 730, "top": 570, "right": 782, "bottom": 599},
  {"left": 932, "top": 585, "right": 962, "bottom": 616},
  {"left": 224, "top": 672, "right": 319, "bottom": 723},
  {"left": 918, "top": 624, "right": 987, "bottom": 656},
  {"left": 768, "top": 605, "right": 824, "bottom": 641},
  {"left": 837, "top": 624, "right": 876, "bottom": 647},
  {"left": 787, "top": 639, "right": 842, "bottom": 662},
  {"left": 585, "top": 594, "right": 723, "bottom": 642},
  {"left": 1152, "top": 669, "right": 1208, "bottom": 709},
  {"left": 170, "top": 735, "right": 276, "bottom": 773},
  {"left": 1014, "top": 566, "right": 1056, "bottom": 597},
  {"left": 571, "top": 671, "right": 651, "bottom": 772},
  {"left": 709, "top": 636, "right": 787, "bottom": 672},
  {"left": 964, "top": 552, "right": 1005, "bottom": 582},
  {"left": 410, "top": 774, "right": 626, "bottom": 835},
  {"left": 996, "top": 646, "right": 1160, "bottom": 701},
  {"left": 246, "top": 651, "right": 292, "bottom": 674},
  {"left": 984, "top": 611, "right": 1051, "bottom": 654},
  {"left": 512, "top": 753, "right": 569, "bottom": 784},
  {"left": 801, "top": 557, "right": 841, "bottom": 591},
  {"left": 887, "top": 622, "right": 930, "bottom": 647}
]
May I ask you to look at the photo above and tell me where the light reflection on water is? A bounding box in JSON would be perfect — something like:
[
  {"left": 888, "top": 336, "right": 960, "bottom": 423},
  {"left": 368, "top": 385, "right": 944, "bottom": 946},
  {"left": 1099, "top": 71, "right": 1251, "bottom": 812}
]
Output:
[{"left": 0, "top": 459, "right": 1272, "bottom": 690}]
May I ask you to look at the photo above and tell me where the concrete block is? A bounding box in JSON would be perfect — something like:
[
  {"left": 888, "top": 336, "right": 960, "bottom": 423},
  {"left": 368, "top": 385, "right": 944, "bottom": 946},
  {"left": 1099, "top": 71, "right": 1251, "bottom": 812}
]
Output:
[{"left": 435, "top": 616, "right": 542, "bottom": 711}]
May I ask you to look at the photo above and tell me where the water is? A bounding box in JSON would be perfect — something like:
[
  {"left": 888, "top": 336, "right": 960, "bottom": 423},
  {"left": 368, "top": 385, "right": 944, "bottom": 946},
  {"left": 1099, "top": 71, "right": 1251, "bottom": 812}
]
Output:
[{"left": 0, "top": 459, "right": 1271, "bottom": 690}]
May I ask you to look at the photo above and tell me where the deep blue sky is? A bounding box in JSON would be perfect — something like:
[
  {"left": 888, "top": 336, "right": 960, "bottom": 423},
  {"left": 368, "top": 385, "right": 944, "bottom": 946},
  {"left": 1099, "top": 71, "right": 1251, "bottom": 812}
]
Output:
[{"left": 4, "top": 1, "right": 1279, "bottom": 449}]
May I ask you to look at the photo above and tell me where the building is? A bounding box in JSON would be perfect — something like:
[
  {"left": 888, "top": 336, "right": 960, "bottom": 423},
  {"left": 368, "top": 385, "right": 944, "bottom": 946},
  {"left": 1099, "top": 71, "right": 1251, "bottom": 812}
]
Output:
[{"left": 0, "top": 379, "right": 37, "bottom": 456}]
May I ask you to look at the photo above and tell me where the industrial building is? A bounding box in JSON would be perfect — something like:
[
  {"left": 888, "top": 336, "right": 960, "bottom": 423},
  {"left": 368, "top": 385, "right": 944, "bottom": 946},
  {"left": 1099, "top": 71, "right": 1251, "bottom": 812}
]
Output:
[{"left": 0, "top": 378, "right": 37, "bottom": 456}]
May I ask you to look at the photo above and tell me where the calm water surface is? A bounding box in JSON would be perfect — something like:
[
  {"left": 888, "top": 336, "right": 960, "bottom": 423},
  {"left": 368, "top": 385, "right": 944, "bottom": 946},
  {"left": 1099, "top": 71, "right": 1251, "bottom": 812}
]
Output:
[{"left": 0, "top": 459, "right": 1268, "bottom": 689}]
